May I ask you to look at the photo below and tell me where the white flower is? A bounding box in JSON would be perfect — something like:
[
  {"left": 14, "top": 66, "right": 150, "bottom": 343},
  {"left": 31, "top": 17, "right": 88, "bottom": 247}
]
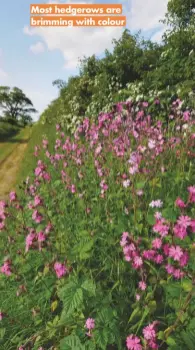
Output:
[
  {"left": 149, "top": 200, "right": 163, "bottom": 208},
  {"left": 123, "top": 180, "right": 130, "bottom": 188},
  {"left": 148, "top": 139, "right": 156, "bottom": 149}
]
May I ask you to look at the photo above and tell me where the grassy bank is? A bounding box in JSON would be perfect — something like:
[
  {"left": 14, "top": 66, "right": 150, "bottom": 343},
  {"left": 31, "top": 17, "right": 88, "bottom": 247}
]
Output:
[
  {"left": 0, "top": 125, "right": 31, "bottom": 164},
  {"left": 16, "top": 120, "right": 56, "bottom": 185}
]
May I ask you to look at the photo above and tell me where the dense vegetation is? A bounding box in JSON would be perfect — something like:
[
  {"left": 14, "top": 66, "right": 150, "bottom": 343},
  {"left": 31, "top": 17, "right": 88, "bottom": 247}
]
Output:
[
  {"left": 0, "top": 1, "right": 195, "bottom": 349},
  {"left": 42, "top": 0, "right": 195, "bottom": 133}
]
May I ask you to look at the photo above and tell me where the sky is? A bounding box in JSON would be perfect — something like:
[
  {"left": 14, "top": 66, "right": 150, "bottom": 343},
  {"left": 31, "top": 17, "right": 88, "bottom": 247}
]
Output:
[{"left": 0, "top": 0, "right": 168, "bottom": 120}]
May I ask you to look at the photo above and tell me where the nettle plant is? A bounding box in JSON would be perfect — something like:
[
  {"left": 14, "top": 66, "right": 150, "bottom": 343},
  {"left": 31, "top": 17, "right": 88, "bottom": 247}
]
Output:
[{"left": 0, "top": 99, "right": 195, "bottom": 350}]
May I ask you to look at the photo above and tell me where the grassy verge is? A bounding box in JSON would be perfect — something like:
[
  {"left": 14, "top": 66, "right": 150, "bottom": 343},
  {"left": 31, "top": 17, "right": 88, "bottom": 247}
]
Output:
[
  {"left": 16, "top": 120, "right": 56, "bottom": 184},
  {"left": 0, "top": 126, "right": 31, "bottom": 164}
]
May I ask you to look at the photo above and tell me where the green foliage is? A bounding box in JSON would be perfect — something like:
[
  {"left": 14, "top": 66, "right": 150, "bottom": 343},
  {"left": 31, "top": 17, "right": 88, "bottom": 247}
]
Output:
[{"left": 0, "top": 86, "right": 37, "bottom": 124}]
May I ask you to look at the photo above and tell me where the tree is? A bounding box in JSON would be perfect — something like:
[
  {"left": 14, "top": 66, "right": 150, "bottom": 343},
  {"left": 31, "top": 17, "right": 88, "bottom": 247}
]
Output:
[
  {"left": 0, "top": 86, "right": 37, "bottom": 123},
  {"left": 165, "top": 0, "right": 195, "bottom": 29},
  {"left": 52, "top": 79, "right": 67, "bottom": 90}
]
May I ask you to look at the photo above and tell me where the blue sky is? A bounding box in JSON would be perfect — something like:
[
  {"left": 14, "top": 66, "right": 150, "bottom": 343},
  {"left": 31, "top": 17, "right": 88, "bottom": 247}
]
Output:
[{"left": 0, "top": 0, "right": 168, "bottom": 120}]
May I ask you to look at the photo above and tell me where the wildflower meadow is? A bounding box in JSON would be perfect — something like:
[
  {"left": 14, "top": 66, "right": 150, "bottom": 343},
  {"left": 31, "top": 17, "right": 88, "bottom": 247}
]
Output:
[{"left": 0, "top": 97, "right": 195, "bottom": 349}]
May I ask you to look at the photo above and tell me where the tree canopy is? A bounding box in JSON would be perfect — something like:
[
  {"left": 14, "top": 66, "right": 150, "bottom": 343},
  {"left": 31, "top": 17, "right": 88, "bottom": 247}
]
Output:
[{"left": 0, "top": 86, "right": 37, "bottom": 124}]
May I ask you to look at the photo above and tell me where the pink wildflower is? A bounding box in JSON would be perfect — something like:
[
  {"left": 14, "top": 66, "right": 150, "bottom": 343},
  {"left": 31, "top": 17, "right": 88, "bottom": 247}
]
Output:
[
  {"left": 175, "top": 197, "right": 186, "bottom": 208},
  {"left": 179, "top": 252, "right": 189, "bottom": 267},
  {"left": 0, "top": 201, "right": 6, "bottom": 210},
  {"left": 139, "top": 281, "right": 147, "bottom": 291},
  {"left": 190, "top": 220, "right": 195, "bottom": 233},
  {"left": 188, "top": 186, "right": 195, "bottom": 203},
  {"left": 143, "top": 323, "right": 156, "bottom": 341},
  {"left": 142, "top": 250, "right": 156, "bottom": 261},
  {"left": 9, "top": 191, "right": 17, "bottom": 202},
  {"left": 32, "top": 210, "right": 43, "bottom": 223},
  {"left": 177, "top": 215, "right": 192, "bottom": 229},
  {"left": 154, "top": 212, "right": 162, "bottom": 220},
  {"left": 173, "top": 224, "right": 187, "bottom": 240},
  {"left": 166, "top": 264, "right": 174, "bottom": 274},
  {"left": 25, "top": 232, "right": 36, "bottom": 252},
  {"left": 152, "top": 238, "right": 162, "bottom": 249},
  {"left": 155, "top": 254, "right": 164, "bottom": 264},
  {"left": 133, "top": 256, "right": 143, "bottom": 269},
  {"left": 1, "top": 261, "right": 11, "bottom": 276},
  {"left": 34, "top": 195, "right": 42, "bottom": 207},
  {"left": 54, "top": 262, "right": 67, "bottom": 279},
  {"left": 136, "top": 190, "right": 143, "bottom": 196},
  {"left": 70, "top": 184, "right": 76, "bottom": 193},
  {"left": 37, "top": 231, "right": 46, "bottom": 242},
  {"left": 126, "top": 334, "right": 142, "bottom": 350},
  {"left": 153, "top": 221, "right": 169, "bottom": 237},
  {"left": 169, "top": 246, "right": 183, "bottom": 261},
  {"left": 120, "top": 232, "right": 129, "bottom": 247},
  {"left": 85, "top": 318, "right": 95, "bottom": 330},
  {"left": 45, "top": 223, "right": 53, "bottom": 234},
  {"left": 173, "top": 269, "right": 185, "bottom": 279},
  {"left": 142, "top": 101, "right": 148, "bottom": 107}
]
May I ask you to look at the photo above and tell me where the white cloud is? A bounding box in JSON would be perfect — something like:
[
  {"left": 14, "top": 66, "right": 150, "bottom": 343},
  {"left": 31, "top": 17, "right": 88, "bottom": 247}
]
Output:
[
  {"left": 24, "top": 26, "right": 123, "bottom": 70},
  {"left": 24, "top": 90, "right": 55, "bottom": 120},
  {"left": 24, "top": 0, "right": 168, "bottom": 68},
  {"left": 24, "top": 0, "right": 126, "bottom": 69},
  {"left": 0, "top": 68, "right": 8, "bottom": 79},
  {"left": 128, "top": 0, "right": 168, "bottom": 31},
  {"left": 30, "top": 41, "right": 45, "bottom": 54},
  {"left": 23, "top": 25, "right": 35, "bottom": 36},
  {"left": 151, "top": 28, "right": 165, "bottom": 43}
]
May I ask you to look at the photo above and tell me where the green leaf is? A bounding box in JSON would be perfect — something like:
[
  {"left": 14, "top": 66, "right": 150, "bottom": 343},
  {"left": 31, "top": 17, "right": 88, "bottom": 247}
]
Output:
[
  {"left": 79, "top": 240, "right": 94, "bottom": 260},
  {"left": 95, "top": 328, "right": 109, "bottom": 350},
  {"left": 166, "top": 337, "right": 176, "bottom": 346},
  {"left": 136, "top": 307, "right": 149, "bottom": 333},
  {"left": 0, "top": 328, "right": 5, "bottom": 340},
  {"left": 162, "top": 208, "right": 177, "bottom": 222},
  {"left": 182, "top": 279, "right": 192, "bottom": 292},
  {"left": 81, "top": 279, "right": 96, "bottom": 296},
  {"left": 128, "top": 307, "right": 141, "bottom": 323},
  {"left": 166, "top": 283, "right": 182, "bottom": 298},
  {"left": 147, "top": 214, "right": 155, "bottom": 225},
  {"left": 181, "top": 330, "right": 195, "bottom": 350},
  {"left": 58, "top": 281, "right": 83, "bottom": 315},
  {"left": 60, "top": 334, "right": 84, "bottom": 350},
  {"left": 136, "top": 181, "right": 145, "bottom": 189},
  {"left": 188, "top": 318, "right": 195, "bottom": 330}
]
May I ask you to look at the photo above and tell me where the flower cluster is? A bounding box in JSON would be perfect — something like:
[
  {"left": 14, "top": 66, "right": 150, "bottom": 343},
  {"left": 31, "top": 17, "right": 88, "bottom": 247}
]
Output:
[{"left": 126, "top": 321, "right": 159, "bottom": 349}]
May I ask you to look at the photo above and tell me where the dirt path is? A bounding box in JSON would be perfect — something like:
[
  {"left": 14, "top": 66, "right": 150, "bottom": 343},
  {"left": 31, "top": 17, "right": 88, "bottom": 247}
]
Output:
[{"left": 0, "top": 130, "right": 30, "bottom": 200}]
